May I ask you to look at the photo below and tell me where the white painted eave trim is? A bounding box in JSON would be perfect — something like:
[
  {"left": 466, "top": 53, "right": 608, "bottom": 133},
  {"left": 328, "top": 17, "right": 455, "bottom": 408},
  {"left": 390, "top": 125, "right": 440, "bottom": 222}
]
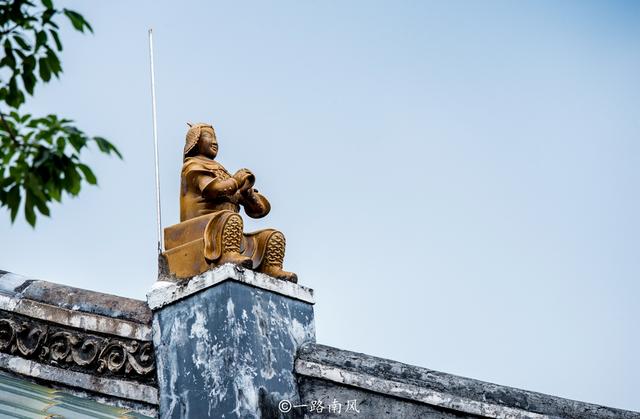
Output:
[{"left": 0, "top": 295, "right": 151, "bottom": 341}]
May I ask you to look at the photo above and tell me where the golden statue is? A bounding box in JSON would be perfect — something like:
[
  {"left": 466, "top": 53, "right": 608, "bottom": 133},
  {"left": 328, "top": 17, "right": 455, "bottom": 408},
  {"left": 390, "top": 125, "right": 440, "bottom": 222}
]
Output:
[{"left": 161, "top": 123, "right": 297, "bottom": 282}]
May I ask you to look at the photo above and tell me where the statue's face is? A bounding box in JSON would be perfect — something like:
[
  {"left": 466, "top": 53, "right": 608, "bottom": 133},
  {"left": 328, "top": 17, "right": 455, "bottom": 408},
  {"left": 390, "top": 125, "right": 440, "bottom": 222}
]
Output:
[{"left": 197, "top": 130, "right": 218, "bottom": 159}]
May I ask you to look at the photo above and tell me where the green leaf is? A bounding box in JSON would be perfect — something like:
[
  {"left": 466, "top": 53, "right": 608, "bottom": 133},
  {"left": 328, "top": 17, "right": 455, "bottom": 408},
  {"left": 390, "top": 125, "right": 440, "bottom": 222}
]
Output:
[
  {"left": 0, "top": 177, "right": 13, "bottom": 188},
  {"left": 13, "top": 35, "right": 30, "bottom": 51},
  {"left": 32, "top": 195, "right": 50, "bottom": 216},
  {"left": 7, "top": 185, "right": 21, "bottom": 223},
  {"left": 0, "top": 178, "right": 10, "bottom": 190},
  {"left": 23, "top": 55, "right": 36, "bottom": 71},
  {"left": 63, "top": 9, "right": 93, "bottom": 33},
  {"left": 9, "top": 166, "right": 23, "bottom": 182},
  {"left": 93, "top": 136, "right": 123, "bottom": 159},
  {"left": 63, "top": 166, "right": 82, "bottom": 195},
  {"left": 48, "top": 183, "right": 61, "bottom": 202},
  {"left": 35, "top": 30, "right": 47, "bottom": 49},
  {"left": 41, "top": 0, "right": 53, "bottom": 9},
  {"left": 3, "top": 41, "right": 16, "bottom": 69},
  {"left": 67, "top": 132, "right": 87, "bottom": 152},
  {"left": 6, "top": 77, "right": 21, "bottom": 107},
  {"left": 77, "top": 163, "right": 97, "bottom": 185},
  {"left": 2, "top": 148, "right": 16, "bottom": 165},
  {"left": 38, "top": 57, "right": 51, "bottom": 82},
  {"left": 21, "top": 71, "right": 36, "bottom": 95},
  {"left": 45, "top": 49, "right": 61, "bottom": 76},
  {"left": 42, "top": 8, "right": 56, "bottom": 24},
  {"left": 49, "top": 29, "right": 63, "bottom": 51},
  {"left": 24, "top": 192, "right": 36, "bottom": 227},
  {"left": 25, "top": 175, "right": 49, "bottom": 216}
]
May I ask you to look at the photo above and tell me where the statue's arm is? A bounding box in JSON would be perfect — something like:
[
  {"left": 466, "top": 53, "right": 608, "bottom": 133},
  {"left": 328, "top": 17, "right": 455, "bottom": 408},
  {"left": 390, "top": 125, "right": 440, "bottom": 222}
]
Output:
[
  {"left": 196, "top": 174, "right": 239, "bottom": 199},
  {"left": 240, "top": 189, "right": 271, "bottom": 218}
]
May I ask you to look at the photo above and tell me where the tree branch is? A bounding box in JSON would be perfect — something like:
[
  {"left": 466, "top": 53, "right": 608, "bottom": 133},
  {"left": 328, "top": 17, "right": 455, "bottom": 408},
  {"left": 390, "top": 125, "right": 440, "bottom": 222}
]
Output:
[
  {"left": 0, "top": 23, "right": 20, "bottom": 37},
  {"left": 0, "top": 111, "right": 21, "bottom": 147}
]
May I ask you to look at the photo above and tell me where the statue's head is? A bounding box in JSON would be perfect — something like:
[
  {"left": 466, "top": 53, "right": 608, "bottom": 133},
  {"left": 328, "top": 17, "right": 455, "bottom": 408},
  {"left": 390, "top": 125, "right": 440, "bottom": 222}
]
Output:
[{"left": 184, "top": 123, "right": 218, "bottom": 160}]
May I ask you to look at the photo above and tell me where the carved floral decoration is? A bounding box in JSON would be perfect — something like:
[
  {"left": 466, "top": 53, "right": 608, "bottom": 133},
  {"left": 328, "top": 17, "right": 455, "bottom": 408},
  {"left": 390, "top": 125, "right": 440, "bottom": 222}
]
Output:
[{"left": 0, "top": 311, "right": 155, "bottom": 385}]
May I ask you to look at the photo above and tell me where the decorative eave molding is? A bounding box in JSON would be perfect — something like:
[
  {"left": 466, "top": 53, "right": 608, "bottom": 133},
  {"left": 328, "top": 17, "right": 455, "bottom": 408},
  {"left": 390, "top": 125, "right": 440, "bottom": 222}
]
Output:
[
  {"left": 0, "top": 271, "right": 157, "bottom": 405},
  {"left": 0, "top": 309, "right": 155, "bottom": 384}
]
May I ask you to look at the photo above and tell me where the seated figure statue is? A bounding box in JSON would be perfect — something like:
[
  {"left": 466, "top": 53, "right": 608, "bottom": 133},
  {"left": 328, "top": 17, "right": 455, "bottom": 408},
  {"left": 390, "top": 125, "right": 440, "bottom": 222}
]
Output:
[{"left": 161, "top": 123, "right": 296, "bottom": 283}]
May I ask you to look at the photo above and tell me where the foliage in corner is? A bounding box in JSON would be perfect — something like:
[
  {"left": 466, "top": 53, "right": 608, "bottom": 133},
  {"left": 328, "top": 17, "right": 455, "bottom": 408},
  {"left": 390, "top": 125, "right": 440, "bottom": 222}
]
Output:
[{"left": 0, "top": 0, "right": 121, "bottom": 227}]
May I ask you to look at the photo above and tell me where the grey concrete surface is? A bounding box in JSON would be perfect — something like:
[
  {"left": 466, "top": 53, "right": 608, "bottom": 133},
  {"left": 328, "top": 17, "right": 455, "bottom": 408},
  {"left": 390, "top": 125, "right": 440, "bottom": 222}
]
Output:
[
  {"left": 152, "top": 277, "right": 315, "bottom": 418},
  {"left": 296, "top": 344, "right": 640, "bottom": 419}
]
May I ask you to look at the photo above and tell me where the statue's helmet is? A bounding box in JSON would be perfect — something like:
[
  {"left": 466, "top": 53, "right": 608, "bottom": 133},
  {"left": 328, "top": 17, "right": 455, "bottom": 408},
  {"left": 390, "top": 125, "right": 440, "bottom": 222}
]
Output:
[{"left": 184, "top": 123, "right": 215, "bottom": 156}]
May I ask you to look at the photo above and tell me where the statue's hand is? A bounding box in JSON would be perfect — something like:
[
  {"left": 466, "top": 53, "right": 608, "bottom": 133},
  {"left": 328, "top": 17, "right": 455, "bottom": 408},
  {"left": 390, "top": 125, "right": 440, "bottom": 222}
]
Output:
[
  {"left": 236, "top": 168, "right": 254, "bottom": 179},
  {"left": 240, "top": 187, "right": 257, "bottom": 199},
  {"left": 234, "top": 168, "right": 255, "bottom": 192}
]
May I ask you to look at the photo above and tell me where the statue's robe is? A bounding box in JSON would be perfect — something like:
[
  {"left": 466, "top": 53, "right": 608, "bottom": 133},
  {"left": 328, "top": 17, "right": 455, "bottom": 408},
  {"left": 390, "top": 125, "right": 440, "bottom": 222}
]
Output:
[{"left": 179, "top": 156, "right": 274, "bottom": 269}]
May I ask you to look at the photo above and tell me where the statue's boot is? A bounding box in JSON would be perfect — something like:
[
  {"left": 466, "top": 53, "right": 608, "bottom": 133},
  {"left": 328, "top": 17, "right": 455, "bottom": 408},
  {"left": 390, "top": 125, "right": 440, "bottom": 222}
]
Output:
[
  {"left": 218, "top": 213, "right": 252, "bottom": 268},
  {"left": 258, "top": 232, "right": 297, "bottom": 283}
]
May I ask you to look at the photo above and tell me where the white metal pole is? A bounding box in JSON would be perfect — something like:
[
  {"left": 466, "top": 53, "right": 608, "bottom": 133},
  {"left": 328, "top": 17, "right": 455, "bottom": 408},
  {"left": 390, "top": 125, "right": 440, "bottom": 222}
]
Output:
[{"left": 148, "top": 29, "right": 163, "bottom": 253}]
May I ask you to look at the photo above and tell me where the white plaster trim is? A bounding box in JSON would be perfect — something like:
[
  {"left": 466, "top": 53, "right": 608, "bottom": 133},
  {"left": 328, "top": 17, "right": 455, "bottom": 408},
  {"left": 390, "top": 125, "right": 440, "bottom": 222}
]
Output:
[
  {"left": 295, "top": 360, "right": 549, "bottom": 419},
  {"left": 147, "top": 264, "right": 315, "bottom": 310},
  {"left": 0, "top": 294, "right": 19, "bottom": 312},
  {"left": 0, "top": 352, "right": 158, "bottom": 405},
  {"left": 11, "top": 299, "right": 152, "bottom": 341},
  {"left": 0, "top": 272, "right": 151, "bottom": 341},
  {"left": 0, "top": 272, "right": 31, "bottom": 295},
  {"left": 0, "top": 272, "right": 29, "bottom": 312}
]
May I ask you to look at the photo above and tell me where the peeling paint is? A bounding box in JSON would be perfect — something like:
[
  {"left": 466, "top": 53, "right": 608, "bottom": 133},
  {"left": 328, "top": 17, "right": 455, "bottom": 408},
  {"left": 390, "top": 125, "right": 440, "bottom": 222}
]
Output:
[
  {"left": 153, "top": 278, "right": 315, "bottom": 418},
  {"left": 290, "top": 319, "right": 307, "bottom": 346}
]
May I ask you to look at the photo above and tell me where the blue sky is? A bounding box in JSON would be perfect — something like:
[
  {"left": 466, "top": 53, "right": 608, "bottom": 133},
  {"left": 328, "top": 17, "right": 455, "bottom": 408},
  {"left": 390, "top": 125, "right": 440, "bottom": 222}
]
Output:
[{"left": 1, "top": 0, "right": 639, "bottom": 411}]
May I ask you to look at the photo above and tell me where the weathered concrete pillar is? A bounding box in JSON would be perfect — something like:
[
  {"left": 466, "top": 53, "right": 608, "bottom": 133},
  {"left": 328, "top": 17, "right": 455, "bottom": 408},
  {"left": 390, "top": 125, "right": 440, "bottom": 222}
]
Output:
[{"left": 147, "top": 264, "right": 315, "bottom": 418}]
